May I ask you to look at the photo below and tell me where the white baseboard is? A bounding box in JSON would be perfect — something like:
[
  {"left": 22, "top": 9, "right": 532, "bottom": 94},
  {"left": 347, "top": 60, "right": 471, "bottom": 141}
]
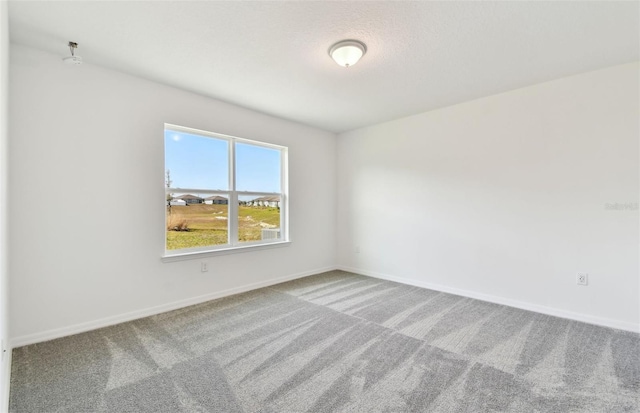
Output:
[
  {"left": 11, "top": 264, "right": 637, "bottom": 349},
  {"left": 338, "top": 265, "right": 640, "bottom": 333},
  {"left": 10, "top": 266, "right": 337, "bottom": 348},
  {"left": 1, "top": 346, "right": 10, "bottom": 413}
]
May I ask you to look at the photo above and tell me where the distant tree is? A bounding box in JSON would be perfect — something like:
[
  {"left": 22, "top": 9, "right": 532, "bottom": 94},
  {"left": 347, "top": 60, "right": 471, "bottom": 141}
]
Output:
[{"left": 166, "top": 170, "right": 173, "bottom": 211}]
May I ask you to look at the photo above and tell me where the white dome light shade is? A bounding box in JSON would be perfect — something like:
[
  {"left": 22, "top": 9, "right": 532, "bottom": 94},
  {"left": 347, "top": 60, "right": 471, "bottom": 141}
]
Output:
[{"left": 329, "top": 40, "right": 367, "bottom": 67}]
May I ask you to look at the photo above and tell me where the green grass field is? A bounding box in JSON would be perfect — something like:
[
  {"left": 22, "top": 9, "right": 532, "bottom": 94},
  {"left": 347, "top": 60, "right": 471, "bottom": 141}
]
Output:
[{"left": 166, "top": 204, "right": 280, "bottom": 250}]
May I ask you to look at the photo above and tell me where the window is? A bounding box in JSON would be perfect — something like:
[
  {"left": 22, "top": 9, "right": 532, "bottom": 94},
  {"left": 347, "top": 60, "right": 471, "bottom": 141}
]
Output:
[{"left": 164, "top": 124, "right": 288, "bottom": 257}]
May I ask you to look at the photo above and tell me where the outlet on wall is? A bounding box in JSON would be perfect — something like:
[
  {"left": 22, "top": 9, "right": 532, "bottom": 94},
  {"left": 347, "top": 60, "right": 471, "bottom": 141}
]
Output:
[
  {"left": 577, "top": 272, "right": 588, "bottom": 286},
  {"left": 201, "top": 262, "right": 208, "bottom": 272},
  {"left": 355, "top": 246, "right": 361, "bottom": 254}
]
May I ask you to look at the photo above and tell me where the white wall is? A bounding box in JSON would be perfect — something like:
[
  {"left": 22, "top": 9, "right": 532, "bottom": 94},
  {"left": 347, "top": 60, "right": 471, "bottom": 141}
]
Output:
[
  {"left": 9, "top": 44, "right": 337, "bottom": 344},
  {"left": 337, "top": 63, "right": 639, "bottom": 332},
  {"left": 7, "top": 42, "right": 638, "bottom": 352},
  {"left": 0, "top": 1, "right": 11, "bottom": 408}
]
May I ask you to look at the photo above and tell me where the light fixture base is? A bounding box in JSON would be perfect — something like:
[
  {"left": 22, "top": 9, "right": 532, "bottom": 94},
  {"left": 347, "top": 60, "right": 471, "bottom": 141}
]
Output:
[
  {"left": 63, "top": 41, "right": 82, "bottom": 65},
  {"left": 63, "top": 55, "right": 83, "bottom": 65}
]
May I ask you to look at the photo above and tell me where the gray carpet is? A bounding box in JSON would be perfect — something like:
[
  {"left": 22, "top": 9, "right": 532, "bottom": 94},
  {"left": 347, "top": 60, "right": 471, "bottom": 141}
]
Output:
[{"left": 9, "top": 270, "right": 640, "bottom": 412}]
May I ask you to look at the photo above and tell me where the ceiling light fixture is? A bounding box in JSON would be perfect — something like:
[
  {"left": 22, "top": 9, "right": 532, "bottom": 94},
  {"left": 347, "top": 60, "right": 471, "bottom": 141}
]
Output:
[
  {"left": 63, "top": 41, "right": 83, "bottom": 65},
  {"left": 329, "top": 40, "right": 366, "bottom": 68}
]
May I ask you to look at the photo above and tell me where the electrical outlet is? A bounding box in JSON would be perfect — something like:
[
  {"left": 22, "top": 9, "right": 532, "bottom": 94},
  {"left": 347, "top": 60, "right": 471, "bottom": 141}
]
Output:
[
  {"left": 201, "top": 262, "right": 208, "bottom": 272},
  {"left": 577, "top": 273, "right": 588, "bottom": 286},
  {"left": 355, "top": 246, "right": 361, "bottom": 254}
]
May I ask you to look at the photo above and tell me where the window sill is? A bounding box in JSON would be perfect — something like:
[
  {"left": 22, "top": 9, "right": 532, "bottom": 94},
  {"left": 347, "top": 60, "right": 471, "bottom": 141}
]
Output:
[{"left": 161, "top": 241, "right": 291, "bottom": 263}]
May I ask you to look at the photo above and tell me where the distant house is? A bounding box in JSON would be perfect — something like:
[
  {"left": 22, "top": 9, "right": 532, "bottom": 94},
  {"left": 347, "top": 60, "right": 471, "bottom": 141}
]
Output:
[
  {"left": 169, "top": 198, "right": 187, "bottom": 206},
  {"left": 204, "top": 195, "right": 228, "bottom": 205},
  {"left": 249, "top": 196, "right": 280, "bottom": 208},
  {"left": 177, "top": 194, "right": 203, "bottom": 204}
]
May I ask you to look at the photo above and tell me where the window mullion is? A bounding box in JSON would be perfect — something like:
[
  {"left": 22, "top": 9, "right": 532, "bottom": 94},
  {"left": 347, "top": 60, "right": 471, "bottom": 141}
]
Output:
[
  {"left": 229, "top": 192, "right": 239, "bottom": 246},
  {"left": 229, "top": 141, "right": 238, "bottom": 245}
]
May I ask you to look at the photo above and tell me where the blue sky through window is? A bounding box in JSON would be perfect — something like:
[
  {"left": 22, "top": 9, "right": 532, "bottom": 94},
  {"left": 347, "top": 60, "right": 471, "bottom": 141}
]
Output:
[
  {"left": 236, "top": 143, "right": 281, "bottom": 192},
  {"left": 164, "top": 130, "right": 281, "bottom": 192}
]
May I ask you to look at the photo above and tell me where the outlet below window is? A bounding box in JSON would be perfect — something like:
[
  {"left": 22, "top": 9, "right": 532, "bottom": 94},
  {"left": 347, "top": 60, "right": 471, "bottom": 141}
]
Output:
[{"left": 577, "top": 273, "right": 588, "bottom": 286}]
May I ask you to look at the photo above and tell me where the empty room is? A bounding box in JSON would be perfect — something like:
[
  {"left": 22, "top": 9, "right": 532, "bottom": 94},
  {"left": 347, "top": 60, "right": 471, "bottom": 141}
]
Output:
[{"left": 0, "top": 1, "right": 638, "bottom": 412}]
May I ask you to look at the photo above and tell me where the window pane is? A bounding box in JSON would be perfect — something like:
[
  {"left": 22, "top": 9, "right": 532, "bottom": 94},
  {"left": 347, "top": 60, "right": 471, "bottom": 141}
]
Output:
[
  {"left": 166, "top": 194, "right": 229, "bottom": 250},
  {"left": 165, "top": 130, "right": 229, "bottom": 190},
  {"left": 235, "top": 143, "right": 281, "bottom": 192},
  {"left": 238, "top": 195, "right": 281, "bottom": 242}
]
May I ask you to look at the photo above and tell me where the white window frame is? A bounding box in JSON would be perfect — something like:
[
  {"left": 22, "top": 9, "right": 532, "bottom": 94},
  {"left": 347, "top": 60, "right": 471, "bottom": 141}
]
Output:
[{"left": 162, "top": 124, "right": 289, "bottom": 261}]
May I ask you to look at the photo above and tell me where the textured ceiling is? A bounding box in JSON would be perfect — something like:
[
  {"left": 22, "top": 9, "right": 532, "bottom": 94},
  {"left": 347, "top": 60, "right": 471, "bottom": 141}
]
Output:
[{"left": 8, "top": 0, "right": 640, "bottom": 133}]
